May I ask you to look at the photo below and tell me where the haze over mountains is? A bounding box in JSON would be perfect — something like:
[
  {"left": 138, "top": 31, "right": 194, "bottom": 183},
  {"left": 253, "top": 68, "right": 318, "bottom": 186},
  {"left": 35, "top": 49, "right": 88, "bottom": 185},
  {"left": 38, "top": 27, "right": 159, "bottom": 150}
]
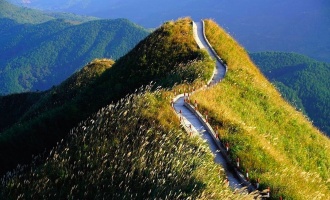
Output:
[{"left": 9, "top": 0, "right": 330, "bottom": 62}]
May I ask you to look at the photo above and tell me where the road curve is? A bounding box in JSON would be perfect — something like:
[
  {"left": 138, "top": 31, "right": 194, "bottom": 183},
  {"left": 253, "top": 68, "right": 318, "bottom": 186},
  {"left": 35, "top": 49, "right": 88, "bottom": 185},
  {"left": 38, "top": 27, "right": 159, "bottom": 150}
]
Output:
[{"left": 173, "top": 21, "right": 244, "bottom": 190}]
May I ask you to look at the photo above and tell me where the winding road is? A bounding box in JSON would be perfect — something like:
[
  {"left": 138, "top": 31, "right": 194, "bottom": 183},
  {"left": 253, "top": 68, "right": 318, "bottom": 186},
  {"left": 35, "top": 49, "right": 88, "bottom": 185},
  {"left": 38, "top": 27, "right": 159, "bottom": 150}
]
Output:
[{"left": 173, "top": 21, "right": 245, "bottom": 190}]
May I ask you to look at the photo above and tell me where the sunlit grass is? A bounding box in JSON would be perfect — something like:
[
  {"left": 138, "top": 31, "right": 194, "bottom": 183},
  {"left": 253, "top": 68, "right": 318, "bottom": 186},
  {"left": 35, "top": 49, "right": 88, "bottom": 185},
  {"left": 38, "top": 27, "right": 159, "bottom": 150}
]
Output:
[
  {"left": 0, "top": 18, "right": 255, "bottom": 199},
  {"left": 0, "top": 87, "right": 254, "bottom": 199},
  {"left": 189, "top": 19, "right": 330, "bottom": 199}
]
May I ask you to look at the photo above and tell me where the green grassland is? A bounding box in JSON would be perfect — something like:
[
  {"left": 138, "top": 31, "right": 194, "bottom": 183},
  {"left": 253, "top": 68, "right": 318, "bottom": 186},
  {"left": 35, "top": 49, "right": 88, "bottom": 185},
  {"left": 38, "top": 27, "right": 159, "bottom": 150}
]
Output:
[{"left": 189, "top": 19, "right": 330, "bottom": 199}]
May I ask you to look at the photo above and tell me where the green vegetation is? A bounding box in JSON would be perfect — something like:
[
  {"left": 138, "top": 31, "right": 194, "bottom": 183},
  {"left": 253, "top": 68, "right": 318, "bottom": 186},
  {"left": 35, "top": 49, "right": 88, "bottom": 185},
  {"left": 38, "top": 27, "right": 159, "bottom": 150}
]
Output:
[
  {"left": 250, "top": 51, "right": 330, "bottom": 135},
  {"left": 0, "top": 18, "right": 214, "bottom": 178},
  {"left": 189, "top": 19, "right": 330, "bottom": 199},
  {"left": 0, "top": 17, "right": 149, "bottom": 94}
]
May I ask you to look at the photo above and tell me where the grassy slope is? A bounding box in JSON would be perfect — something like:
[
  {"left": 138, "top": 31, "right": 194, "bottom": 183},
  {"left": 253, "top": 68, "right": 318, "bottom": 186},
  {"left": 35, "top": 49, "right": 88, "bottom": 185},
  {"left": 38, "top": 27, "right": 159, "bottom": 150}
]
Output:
[
  {"left": 0, "top": 18, "right": 213, "bottom": 178},
  {"left": 0, "top": 18, "right": 249, "bottom": 199},
  {"left": 190, "top": 19, "right": 330, "bottom": 199},
  {"left": 250, "top": 51, "right": 330, "bottom": 135},
  {"left": 0, "top": 90, "right": 247, "bottom": 199}
]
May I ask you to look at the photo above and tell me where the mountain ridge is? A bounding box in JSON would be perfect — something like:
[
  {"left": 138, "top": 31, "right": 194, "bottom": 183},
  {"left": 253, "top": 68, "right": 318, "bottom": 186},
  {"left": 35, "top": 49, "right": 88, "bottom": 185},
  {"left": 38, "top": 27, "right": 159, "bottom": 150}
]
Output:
[
  {"left": 1, "top": 17, "right": 330, "bottom": 199},
  {"left": 0, "top": 17, "right": 213, "bottom": 177}
]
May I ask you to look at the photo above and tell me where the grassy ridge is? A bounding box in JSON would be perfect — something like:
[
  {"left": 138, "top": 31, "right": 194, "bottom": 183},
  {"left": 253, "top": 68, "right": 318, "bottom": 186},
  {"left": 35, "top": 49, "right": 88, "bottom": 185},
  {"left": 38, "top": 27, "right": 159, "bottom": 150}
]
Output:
[
  {"left": 0, "top": 18, "right": 213, "bottom": 178},
  {"left": 0, "top": 18, "right": 251, "bottom": 199},
  {"left": 189, "top": 19, "right": 330, "bottom": 199}
]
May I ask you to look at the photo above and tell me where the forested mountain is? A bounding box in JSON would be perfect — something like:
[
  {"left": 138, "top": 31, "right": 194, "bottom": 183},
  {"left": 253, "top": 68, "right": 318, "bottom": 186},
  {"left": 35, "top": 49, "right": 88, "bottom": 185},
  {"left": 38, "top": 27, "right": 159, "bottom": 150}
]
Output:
[
  {"left": 250, "top": 52, "right": 330, "bottom": 135},
  {"left": 0, "top": 18, "right": 149, "bottom": 94}
]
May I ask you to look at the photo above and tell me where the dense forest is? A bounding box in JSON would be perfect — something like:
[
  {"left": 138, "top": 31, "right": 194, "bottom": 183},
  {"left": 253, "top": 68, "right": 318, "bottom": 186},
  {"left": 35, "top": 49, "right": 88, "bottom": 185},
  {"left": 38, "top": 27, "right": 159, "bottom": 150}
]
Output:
[
  {"left": 0, "top": 18, "right": 149, "bottom": 94},
  {"left": 0, "top": 0, "right": 149, "bottom": 94},
  {"left": 250, "top": 51, "right": 330, "bottom": 135}
]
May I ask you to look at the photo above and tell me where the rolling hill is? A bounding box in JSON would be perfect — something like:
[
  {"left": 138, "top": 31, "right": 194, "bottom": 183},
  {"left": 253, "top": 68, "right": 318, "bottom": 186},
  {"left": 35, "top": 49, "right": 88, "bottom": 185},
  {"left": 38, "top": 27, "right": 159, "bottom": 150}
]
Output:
[
  {"left": 0, "top": 17, "right": 149, "bottom": 94},
  {"left": 250, "top": 52, "right": 330, "bottom": 136}
]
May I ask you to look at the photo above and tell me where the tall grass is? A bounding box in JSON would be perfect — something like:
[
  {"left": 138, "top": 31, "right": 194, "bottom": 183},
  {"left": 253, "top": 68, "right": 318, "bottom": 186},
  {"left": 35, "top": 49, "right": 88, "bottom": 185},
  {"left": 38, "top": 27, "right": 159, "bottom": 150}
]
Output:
[
  {"left": 189, "top": 19, "right": 330, "bottom": 199},
  {"left": 0, "top": 18, "right": 254, "bottom": 199},
  {"left": 0, "top": 87, "right": 251, "bottom": 199}
]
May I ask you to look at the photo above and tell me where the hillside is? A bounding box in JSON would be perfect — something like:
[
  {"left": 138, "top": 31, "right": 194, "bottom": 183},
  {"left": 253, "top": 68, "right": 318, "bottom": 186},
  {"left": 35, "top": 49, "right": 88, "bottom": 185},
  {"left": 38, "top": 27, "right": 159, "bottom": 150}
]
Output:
[
  {"left": 0, "top": 18, "right": 214, "bottom": 178},
  {"left": 249, "top": 52, "right": 330, "bottom": 135},
  {"left": 0, "top": 18, "right": 246, "bottom": 199},
  {"left": 189, "top": 19, "right": 330, "bottom": 199},
  {"left": 0, "top": 18, "right": 149, "bottom": 94}
]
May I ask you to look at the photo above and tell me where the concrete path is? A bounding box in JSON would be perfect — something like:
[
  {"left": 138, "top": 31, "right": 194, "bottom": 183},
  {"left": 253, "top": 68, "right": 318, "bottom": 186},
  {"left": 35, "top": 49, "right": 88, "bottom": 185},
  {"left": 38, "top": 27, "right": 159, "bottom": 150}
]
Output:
[{"left": 173, "top": 21, "right": 245, "bottom": 190}]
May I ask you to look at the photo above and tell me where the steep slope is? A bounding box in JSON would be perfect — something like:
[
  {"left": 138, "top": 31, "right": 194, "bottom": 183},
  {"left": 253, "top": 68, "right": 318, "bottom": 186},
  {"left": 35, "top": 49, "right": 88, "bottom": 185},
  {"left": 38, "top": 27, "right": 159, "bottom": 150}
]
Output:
[
  {"left": 190, "top": 19, "right": 330, "bottom": 199},
  {"left": 0, "top": 18, "right": 149, "bottom": 94},
  {"left": 250, "top": 51, "right": 330, "bottom": 135},
  {"left": 0, "top": 18, "right": 214, "bottom": 178}
]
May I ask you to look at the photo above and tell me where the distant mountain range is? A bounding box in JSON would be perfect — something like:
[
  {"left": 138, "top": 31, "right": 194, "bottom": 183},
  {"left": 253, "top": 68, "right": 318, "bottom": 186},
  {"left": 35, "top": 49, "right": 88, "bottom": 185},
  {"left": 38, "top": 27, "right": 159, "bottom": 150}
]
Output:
[
  {"left": 0, "top": 0, "right": 149, "bottom": 94},
  {"left": 7, "top": 0, "right": 330, "bottom": 63},
  {"left": 250, "top": 52, "right": 330, "bottom": 135}
]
